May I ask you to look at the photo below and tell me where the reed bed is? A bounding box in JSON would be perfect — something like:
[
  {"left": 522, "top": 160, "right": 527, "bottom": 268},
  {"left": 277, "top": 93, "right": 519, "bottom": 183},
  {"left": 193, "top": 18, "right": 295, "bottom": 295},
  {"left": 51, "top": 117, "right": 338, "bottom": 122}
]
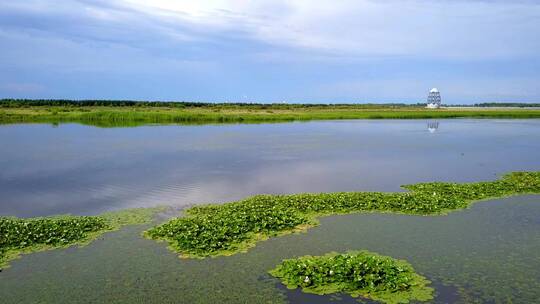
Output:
[{"left": 2, "top": 105, "right": 540, "bottom": 127}]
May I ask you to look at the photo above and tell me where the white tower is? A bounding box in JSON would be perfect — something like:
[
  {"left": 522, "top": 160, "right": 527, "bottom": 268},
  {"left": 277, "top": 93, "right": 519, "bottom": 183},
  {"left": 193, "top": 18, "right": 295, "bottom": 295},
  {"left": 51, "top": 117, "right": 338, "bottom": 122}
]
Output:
[{"left": 426, "top": 88, "right": 441, "bottom": 109}]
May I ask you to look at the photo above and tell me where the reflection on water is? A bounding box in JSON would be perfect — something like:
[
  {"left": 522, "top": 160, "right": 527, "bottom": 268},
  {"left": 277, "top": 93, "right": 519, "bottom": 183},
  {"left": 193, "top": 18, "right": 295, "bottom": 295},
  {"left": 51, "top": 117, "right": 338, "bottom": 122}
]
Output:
[
  {"left": 1, "top": 119, "right": 540, "bottom": 217},
  {"left": 427, "top": 121, "right": 439, "bottom": 133}
]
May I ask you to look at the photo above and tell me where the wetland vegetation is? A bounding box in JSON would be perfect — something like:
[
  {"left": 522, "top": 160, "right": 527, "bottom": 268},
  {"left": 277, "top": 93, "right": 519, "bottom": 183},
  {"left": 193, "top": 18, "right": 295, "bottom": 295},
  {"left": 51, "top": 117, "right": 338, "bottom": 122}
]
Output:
[
  {"left": 145, "top": 171, "right": 540, "bottom": 258},
  {"left": 2, "top": 99, "right": 540, "bottom": 126},
  {"left": 0, "top": 208, "right": 163, "bottom": 269},
  {"left": 269, "top": 250, "right": 433, "bottom": 304}
]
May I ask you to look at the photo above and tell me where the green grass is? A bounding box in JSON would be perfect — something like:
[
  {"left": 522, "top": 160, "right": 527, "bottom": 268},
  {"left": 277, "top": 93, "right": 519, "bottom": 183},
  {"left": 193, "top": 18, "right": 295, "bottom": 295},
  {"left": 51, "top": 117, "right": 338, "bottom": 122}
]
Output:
[
  {"left": 145, "top": 172, "right": 540, "bottom": 258},
  {"left": 1, "top": 104, "right": 540, "bottom": 127},
  {"left": 0, "top": 207, "right": 165, "bottom": 269},
  {"left": 269, "top": 250, "right": 433, "bottom": 304}
]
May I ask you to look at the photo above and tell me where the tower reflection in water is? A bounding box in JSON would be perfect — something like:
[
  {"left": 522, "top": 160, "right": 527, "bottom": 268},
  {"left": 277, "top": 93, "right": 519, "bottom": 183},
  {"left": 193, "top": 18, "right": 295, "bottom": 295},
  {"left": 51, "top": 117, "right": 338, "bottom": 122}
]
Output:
[{"left": 427, "top": 121, "right": 439, "bottom": 133}]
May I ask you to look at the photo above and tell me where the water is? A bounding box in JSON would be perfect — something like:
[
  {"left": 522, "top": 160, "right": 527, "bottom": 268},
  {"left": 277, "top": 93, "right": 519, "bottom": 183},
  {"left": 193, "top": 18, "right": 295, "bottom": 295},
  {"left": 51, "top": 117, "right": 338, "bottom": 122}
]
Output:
[
  {"left": 1, "top": 119, "right": 540, "bottom": 217},
  {"left": 1, "top": 119, "right": 540, "bottom": 303},
  {"left": 0, "top": 196, "right": 538, "bottom": 303}
]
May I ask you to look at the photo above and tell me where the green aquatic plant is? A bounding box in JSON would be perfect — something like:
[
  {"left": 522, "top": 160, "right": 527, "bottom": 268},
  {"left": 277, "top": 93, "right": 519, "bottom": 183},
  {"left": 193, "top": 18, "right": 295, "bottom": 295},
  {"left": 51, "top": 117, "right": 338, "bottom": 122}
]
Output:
[
  {"left": 147, "top": 202, "right": 310, "bottom": 257},
  {"left": 146, "top": 172, "right": 540, "bottom": 258},
  {"left": 269, "top": 251, "right": 433, "bottom": 304},
  {"left": 0, "top": 207, "right": 164, "bottom": 269},
  {"left": 0, "top": 216, "right": 107, "bottom": 268}
]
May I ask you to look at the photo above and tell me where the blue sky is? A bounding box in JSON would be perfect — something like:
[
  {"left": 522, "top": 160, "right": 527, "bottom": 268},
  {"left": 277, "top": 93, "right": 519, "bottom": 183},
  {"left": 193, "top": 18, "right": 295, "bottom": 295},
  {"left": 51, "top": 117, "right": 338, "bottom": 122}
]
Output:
[{"left": 1, "top": 0, "right": 539, "bottom": 104}]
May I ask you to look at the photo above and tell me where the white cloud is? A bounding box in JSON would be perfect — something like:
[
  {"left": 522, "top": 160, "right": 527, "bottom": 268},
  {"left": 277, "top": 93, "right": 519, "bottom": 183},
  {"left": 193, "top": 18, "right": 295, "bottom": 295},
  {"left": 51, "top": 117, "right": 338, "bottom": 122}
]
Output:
[
  {"left": 2, "top": 0, "right": 539, "bottom": 60},
  {"left": 1, "top": 0, "right": 539, "bottom": 101},
  {"left": 119, "top": 0, "right": 540, "bottom": 59}
]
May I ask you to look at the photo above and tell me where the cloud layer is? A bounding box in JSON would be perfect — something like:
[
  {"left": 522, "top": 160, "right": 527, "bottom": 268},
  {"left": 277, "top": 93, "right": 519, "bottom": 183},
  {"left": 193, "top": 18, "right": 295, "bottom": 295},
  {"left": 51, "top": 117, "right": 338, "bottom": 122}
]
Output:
[{"left": 1, "top": 0, "right": 539, "bottom": 103}]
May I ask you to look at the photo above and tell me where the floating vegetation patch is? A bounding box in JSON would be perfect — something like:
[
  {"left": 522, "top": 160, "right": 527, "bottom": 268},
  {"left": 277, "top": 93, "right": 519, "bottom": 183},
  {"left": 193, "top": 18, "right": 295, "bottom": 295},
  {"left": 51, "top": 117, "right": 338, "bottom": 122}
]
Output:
[
  {"left": 0, "top": 207, "right": 164, "bottom": 269},
  {"left": 146, "top": 172, "right": 540, "bottom": 258},
  {"left": 269, "top": 251, "right": 433, "bottom": 304}
]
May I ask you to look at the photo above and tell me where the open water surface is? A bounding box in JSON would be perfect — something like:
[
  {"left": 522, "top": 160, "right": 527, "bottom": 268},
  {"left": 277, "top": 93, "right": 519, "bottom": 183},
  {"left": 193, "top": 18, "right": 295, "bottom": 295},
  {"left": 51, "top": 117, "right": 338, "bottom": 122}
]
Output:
[
  {"left": 1, "top": 119, "right": 540, "bottom": 303},
  {"left": 1, "top": 119, "right": 540, "bottom": 217}
]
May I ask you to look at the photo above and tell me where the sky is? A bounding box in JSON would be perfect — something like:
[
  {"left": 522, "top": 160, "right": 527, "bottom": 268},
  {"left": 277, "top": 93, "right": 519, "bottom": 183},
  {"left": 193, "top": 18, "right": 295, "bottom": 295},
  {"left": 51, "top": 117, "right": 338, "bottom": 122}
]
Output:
[{"left": 1, "top": 0, "right": 539, "bottom": 104}]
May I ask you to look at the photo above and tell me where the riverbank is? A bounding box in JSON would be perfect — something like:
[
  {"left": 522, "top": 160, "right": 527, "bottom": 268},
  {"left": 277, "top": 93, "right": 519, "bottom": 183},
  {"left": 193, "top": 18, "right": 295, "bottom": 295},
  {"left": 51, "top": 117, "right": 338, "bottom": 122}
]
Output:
[{"left": 2, "top": 104, "right": 540, "bottom": 126}]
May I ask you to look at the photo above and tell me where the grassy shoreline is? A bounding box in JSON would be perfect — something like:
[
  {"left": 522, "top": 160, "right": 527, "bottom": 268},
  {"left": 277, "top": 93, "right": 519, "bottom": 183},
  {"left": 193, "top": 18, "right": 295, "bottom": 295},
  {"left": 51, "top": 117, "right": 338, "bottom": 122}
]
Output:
[
  {"left": 145, "top": 172, "right": 540, "bottom": 259},
  {"left": 2, "top": 105, "right": 540, "bottom": 127}
]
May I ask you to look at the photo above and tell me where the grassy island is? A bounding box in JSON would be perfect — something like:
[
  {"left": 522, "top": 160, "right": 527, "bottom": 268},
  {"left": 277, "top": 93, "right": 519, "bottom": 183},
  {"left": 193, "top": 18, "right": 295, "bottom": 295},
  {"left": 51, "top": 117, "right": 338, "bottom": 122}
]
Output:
[
  {"left": 146, "top": 172, "right": 540, "bottom": 258},
  {"left": 269, "top": 251, "right": 433, "bottom": 304},
  {"left": 2, "top": 100, "right": 540, "bottom": 126},
  {"left": 0, "top": 208, "right": 163, "bottom": 269}
]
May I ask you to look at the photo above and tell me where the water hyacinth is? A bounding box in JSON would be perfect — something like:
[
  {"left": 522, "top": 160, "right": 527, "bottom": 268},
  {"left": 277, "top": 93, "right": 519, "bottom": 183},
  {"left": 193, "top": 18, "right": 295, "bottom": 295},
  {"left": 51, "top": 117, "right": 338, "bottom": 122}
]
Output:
[
  {"left": 0, "top": 207, "right": 163, "bottom": 268},
  {"left": 146, "top": 172, "right": 540, "bottom": 258},
  {"left": 0, "top": 216, "right": 108, "bottom": 267},
  {"left": 269, "top": 251, "right": 433, "bottom": 304}
]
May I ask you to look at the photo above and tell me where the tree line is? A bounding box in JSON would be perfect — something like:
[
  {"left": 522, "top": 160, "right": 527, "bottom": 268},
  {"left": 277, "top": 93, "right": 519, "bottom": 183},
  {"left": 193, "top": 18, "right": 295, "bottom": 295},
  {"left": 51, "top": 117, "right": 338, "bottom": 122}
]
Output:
[{"left": 0, "top": 99, "right": 421, "bottom": 109}]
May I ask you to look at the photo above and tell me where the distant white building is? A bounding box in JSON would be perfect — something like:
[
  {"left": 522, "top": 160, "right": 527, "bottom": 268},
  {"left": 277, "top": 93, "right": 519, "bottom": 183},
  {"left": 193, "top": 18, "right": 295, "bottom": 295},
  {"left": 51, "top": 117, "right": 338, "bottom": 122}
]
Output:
[{"left": 426, "top": 88, "right": 441, "bottom": 109}]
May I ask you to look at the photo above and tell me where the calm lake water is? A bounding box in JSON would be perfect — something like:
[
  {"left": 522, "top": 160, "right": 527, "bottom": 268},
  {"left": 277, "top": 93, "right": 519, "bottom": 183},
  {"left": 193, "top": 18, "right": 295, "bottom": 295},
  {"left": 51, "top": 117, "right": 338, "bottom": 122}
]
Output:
[
  {"left": 1, "top": 119, "right": 540, "bottom": 217},
  {"left": 1, "top": 119, "right": 540, "bottom": 303}
]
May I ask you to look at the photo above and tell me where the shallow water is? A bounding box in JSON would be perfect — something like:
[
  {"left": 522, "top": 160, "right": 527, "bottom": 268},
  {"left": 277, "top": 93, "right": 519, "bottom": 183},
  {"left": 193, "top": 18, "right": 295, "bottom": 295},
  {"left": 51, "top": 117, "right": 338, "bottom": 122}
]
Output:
[
  {"left": 1, "top": 119, "right": 540, "bottom": 303},
  {"left": 1, "top": 196, "right": 538, "bottom": 303},
  {"left": 1, "top": 119, "right": 540, "bottom": 217}
]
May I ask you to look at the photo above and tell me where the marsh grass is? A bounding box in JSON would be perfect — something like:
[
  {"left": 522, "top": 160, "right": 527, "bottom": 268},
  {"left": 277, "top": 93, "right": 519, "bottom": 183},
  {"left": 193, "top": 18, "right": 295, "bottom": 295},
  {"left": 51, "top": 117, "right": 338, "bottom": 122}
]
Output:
[
  {"left": 145, "top": 172, "right": 540, "bottom": 258},
  {"left": 1, "top": 104, "right": 540, "bottom": 127}
]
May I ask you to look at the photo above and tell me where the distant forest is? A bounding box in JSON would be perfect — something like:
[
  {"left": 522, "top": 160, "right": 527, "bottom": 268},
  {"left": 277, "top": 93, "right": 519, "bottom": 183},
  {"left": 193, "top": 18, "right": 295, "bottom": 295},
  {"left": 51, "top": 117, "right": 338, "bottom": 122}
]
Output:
[
  {"left": 0, "top": 99, "right": 538, "bottom": 108},
  {"left": 0, "top": 99, "right": 422, "bottom": 108},
  {"left": 473, "top": 102, "right": 540, "bottom": 107}
]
